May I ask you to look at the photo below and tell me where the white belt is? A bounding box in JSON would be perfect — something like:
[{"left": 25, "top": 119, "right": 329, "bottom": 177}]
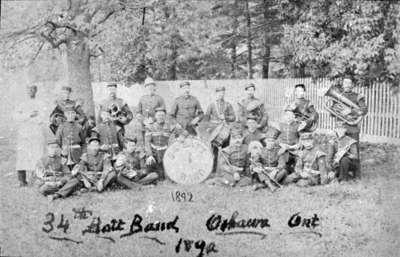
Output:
[{"left": 150, "top": 144, "right": 168, "bottom": 151}]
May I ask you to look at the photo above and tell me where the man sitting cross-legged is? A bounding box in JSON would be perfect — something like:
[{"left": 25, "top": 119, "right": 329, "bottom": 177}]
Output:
[
  {"left": 113, "top": 136, "right": 159, "bottom": 189},
  {"left": 35, "top": 138, "right": 71, "bottom": 198},
  {"left": 49, "top": 134, "right": 113, "bottom": 200}
]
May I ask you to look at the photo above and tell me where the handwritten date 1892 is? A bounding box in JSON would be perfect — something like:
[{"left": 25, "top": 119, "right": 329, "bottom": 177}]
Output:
[
  {"left": 171, "top": 190, "right": 193, "bottom": 202},
  {"left": 175, "top": 238, "right": 217, "bottom": 257}
]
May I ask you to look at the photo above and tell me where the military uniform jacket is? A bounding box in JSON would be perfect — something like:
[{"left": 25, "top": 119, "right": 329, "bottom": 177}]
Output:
[
  {"left": 77, "top": 152, "right": 111, "bottom": 182},
  {"left": 98, "top": 97, "right": 133, "bottom": 125},
  {"left": 137, "top": 94, "right": 166, "bottom": 119},
  {"left": 237, "top": 97, "right": 268, "bottom": 129},
  {"left": 261, "top": 144, "right": 286, "bottom": 168},
  {"left": 295, "top": 147, "right": 327, "bottom": 175},
  {"left": 204, "top": 99, "right": 236, "bottom": 123},
  {"left": 278, "top": 120, "right": 300, "bottom": 146},
  {"left": 333, "top": 91, "right": 368, "bottom": 133},
  {"left": 50, "top": 99, "right": 86, "bottom": 124},
  {"left": 115, "top": 150, "right": 146, "bottom": 174},
  {"left": 170, "top": 95, "right": 204, "bottom": 128},
  {"left": 145, "top": 122, "right": 181, "bottom": 156},
  {"left": 95, "top": 121, "right": 124, "bottom": 155},
  {"left": 218, "top": 145, "right": 249, "bottom": 176},
  {"left": 327, "top": 135, "right": 358, "bottom": 166},
  {"left": 289, "top": 98, "right": 319, "bottom": 132},
  {"left": 55, "top": 121, "right": 86, "bottom": 163},
  {"left": 36, "top": 155, "right": 70, "bottom": 181}
]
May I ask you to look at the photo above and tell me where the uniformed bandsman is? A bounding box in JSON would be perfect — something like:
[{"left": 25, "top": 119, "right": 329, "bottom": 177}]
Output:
[
  {"left": 98, "top": 83, "right": 133, "bottom": 135},
  {"left": 170, "top": 81, "right": 204, "bottom": 135},
  {"left": 248, "top": 140, "right": 279, "bottom": 191},
  {"left": 114, "top": 137, "right": 159, "bottom": 188},
  {"left": 327, "top": 122, "right": 360, "bottom": 181},
  {"left": 276, "top": 110, "right": 302, "bottom": 174},
  {"left": 93, "top": 110, "right": 124, "bottom": 161},
  {"left": 206, "top": 126, "right": 251, "bottom": 187},
  {"left": 285, "top": 84, "right": 319, "bottom": 132},
  {"left": 35, "top": 138, "right": 71, "bottom": 197},
  {"left": 49, "top": 135, "right": 113, "bottom": 200},
  {"left": 137, "top": 77, "right": 166, "bottom": 128},
  {"left": 203, "top": 85, "right": 236, "bottom": 173},
  {"left": 145, "top": 107, "right": 183, "bottom": 180},
  {"left": 55, "top": 107, "right": 86, "bottom": 168},
  {"left": 332, "top": 77, "right": 367, "bottom": 177},
  {"left": 285, "top": 133, "right": 329, "bottom": 187},
  {"left": 260, "top": 127, "right": 288, "bottom": 184},
  {"left": 49, "top": 86, "right": 86, "bottom": 134},
  {"left": 243, "top": 114, "right": 264, "bottom": 146},
  {"left": 237, "top": 83, "right": 268, "bottom": 131}
]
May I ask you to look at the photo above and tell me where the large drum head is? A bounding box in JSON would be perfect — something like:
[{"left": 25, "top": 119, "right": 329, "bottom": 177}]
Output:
[{"left": 163, "top": 137, "right": 213, "bottom": 185}]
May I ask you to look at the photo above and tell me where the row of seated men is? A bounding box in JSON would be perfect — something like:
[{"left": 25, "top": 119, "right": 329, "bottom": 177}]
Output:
[{"left": 35, "top": 107, "right": 360, "bottom": 200}]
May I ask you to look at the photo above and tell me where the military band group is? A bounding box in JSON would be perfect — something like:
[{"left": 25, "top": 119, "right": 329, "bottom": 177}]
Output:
[{"left": 14, "top": 77, "right": 368, "bottom": 200}]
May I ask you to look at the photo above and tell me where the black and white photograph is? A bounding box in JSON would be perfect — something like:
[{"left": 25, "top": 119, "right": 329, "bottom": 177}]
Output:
[{"left": 0, "top": 0, "right": 399, "bottom": 256}]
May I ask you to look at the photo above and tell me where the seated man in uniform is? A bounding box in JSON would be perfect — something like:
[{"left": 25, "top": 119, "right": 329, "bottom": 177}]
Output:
[
  {"left": 49, "top": 135, "right": 114, "bottom": 200},
  {"left": 206, "top": 126, "right": 251, "bottom": 187},
  {"left": 327, "top": 122, "right": 359, "bottom": 182},
  {"left": 260, "top": 127, "right": 288, "bottom": 184},
  {"left": 35, "top": 138, "right": 71, "bottom": 197},
  {"left": 93, "top": 110, "right": 124, "bottom": 161},
  {"left": 276, "top": 110, "right": 302, "bottom": 174},
  {"left": 145, "top": 107, "right": 184, "bottom": 180},
  {"left": 285, "top": 133, "right": 329, "bottom": 187},
  {"left": 113, "top": 137, "right": 159, "bottom": 189},
  {"left": 243, "top": 114, "right": 264, "bottom": 146},
  {"left": 285, "top": 83, "right": 319, "bottom": 132}
]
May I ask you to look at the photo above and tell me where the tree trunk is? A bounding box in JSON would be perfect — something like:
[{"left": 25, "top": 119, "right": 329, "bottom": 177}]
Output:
[
  {"left": 245, "top": 0, "right": 253, "bottom": 79},
  {"left": 231, "top": 0, "right": 239, "bottom": 78},
  {"left": 66, "top": 39, "right": 94, "bottom": 116},
  {"left": 262, "top": 0, "right": 270, "bottom": 78}
]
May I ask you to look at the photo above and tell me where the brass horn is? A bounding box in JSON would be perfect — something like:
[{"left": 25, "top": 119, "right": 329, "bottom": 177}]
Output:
[
  {"left": 110, "top": 103, "right": 121, "bottom": 118},
  {"left": 321, "top": 85, "right": 363, "bottom": 126}
]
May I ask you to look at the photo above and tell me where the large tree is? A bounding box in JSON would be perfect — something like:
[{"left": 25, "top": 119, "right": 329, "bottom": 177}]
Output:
[{"left": 1, "top": 0, "right": 149, "bottom": 114}]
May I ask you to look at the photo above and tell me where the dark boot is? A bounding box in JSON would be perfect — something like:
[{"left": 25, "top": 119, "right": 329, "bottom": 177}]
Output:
[{"left": 17, "top": 170, "right": 27, "bottom": 186}]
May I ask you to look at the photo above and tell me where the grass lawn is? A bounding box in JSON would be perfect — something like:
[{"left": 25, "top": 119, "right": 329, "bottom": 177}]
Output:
[{"left": 1, "top": 128, "right": 399, "bottom": 257}]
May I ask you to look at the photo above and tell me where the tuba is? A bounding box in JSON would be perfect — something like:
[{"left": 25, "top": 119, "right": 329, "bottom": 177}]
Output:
[{"left": 321, "top": 85, "right": 364, "bottom": 126}]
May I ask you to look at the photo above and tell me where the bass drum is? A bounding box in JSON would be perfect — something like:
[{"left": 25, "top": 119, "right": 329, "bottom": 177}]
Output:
[{"left": 163, "top": 137, "right": 213, "bottom": 185}]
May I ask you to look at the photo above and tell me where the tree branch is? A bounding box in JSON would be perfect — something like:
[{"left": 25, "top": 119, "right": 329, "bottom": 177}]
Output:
[{"left": 40, "top": 32, "right": 67, "bottom": 48}]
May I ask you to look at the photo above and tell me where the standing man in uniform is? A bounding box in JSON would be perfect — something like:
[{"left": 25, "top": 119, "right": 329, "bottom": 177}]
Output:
[
  {"left": 332, "top": 77, "right": 367, "bottom": 179},
  {"left": 50, "top": 86, "right": 86, "bottom": 134},
  {"left": 98, "top": 83, "right": 133, "bottom": 135},
  {"left": 237, "top": 83, "right": 268, "bottom": 131},
  {"left": 170, "top": 81, "right": 204, "bottom": 136},
  {"left": 203, "top": 85, "right": 236, "bottom": 173},
  {"left": 285, "top": 84, "right": 319, "bottom": 132},
  {"left": 137, "top": 77, "right": 166, "bottom": 128},
  {"left": 14, "top": 85, "right": 47, "bottom": 186},
  {"left": 55, "top": 107, "right": 86, "bottom": 169},
  {"left": 145, "top": 107, "right": 183, "bottom": 180}
]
